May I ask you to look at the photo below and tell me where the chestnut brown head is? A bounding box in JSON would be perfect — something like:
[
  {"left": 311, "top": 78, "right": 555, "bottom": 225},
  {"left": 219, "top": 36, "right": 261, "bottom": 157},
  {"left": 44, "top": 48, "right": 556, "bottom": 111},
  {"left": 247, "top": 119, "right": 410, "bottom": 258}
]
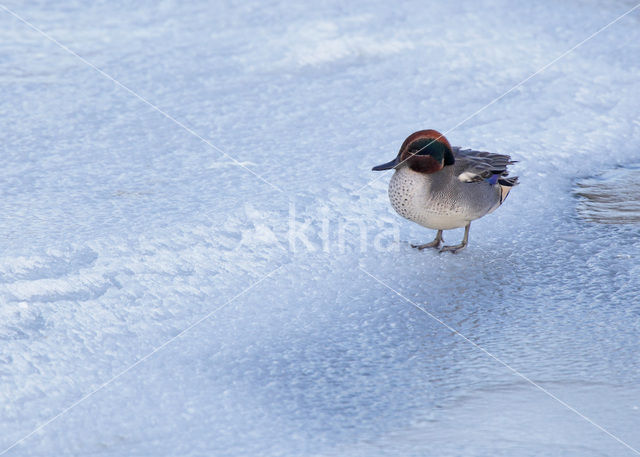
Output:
[{"left": 372, "top": 129, "right": 455, "bottom": 173}]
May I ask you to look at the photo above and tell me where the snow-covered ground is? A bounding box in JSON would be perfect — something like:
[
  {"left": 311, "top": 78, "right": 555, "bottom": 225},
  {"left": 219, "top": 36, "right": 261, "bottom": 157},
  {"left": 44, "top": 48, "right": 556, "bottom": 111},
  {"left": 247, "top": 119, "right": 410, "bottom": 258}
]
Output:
[{"left": 1, "top": 0, "right": 640, "bottom": 456}]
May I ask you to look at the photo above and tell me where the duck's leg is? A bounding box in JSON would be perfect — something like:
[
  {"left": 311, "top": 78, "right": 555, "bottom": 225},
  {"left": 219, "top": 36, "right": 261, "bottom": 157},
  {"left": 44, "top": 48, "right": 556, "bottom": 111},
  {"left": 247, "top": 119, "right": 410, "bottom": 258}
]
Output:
[
  {"left": 411, "top": 230, "right": 443, "bottom": 250},
  {"left": 439, "top": 223, "right": 470, "bottom": 254}
]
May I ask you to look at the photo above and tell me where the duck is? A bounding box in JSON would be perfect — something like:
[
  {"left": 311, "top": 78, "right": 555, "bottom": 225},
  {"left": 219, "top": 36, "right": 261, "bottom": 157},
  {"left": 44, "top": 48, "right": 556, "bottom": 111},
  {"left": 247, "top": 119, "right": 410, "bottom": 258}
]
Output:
[{"left": 372, "top": 129, "right": 518, "bottom": 253}]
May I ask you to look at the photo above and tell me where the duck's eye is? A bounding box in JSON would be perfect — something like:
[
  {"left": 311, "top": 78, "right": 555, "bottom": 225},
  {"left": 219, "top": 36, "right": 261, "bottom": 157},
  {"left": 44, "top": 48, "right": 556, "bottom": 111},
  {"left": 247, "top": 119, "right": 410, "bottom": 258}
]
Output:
[{"left": 407, "top": 139, "right": 432, "bottom": 155}]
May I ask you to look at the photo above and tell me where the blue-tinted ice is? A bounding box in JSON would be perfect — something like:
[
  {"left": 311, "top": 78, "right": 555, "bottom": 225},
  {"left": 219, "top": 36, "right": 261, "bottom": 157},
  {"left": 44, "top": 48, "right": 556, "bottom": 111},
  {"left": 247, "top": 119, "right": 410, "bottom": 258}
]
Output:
[{"left": 1, "top": 1, "right": 639, "bottom": 456}]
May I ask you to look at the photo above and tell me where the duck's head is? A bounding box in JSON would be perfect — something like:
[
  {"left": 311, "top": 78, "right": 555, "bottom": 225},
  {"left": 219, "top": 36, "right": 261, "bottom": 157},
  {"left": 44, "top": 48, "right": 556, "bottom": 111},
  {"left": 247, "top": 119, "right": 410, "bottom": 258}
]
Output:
[{"left": 372, "top": 129, "right": 455, "bottom": 173}]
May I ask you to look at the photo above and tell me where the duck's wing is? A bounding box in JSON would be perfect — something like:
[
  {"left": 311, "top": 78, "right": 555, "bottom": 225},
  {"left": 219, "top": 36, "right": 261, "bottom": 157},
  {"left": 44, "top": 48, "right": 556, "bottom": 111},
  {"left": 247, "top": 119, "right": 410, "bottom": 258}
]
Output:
[{"left": 452, "top": 147, "right": 518, "bottom": 185}]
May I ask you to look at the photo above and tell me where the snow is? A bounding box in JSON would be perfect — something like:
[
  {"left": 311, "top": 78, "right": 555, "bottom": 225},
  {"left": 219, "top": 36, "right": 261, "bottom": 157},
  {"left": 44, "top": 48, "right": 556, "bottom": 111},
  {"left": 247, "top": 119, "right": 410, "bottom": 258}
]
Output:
[{"left": 1, "top": 0, "right": 640, "bottom": 456}]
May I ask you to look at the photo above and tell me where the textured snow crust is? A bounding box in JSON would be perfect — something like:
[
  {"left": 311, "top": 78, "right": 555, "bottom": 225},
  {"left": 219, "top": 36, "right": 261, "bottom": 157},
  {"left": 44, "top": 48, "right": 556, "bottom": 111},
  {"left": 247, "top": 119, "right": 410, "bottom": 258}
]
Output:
[{"left": 1, "top": 1, "right": 640, "bottom": 456}]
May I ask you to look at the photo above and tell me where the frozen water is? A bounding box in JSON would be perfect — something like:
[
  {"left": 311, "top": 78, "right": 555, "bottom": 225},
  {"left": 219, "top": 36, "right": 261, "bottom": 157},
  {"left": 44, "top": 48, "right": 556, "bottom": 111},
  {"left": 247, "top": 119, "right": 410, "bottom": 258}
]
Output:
[
  {"left": 575, "top": 164, "right": 640, "bottom": 224},
  {"left": 1, "top": 0, "right": 640, "bottom": 456}
]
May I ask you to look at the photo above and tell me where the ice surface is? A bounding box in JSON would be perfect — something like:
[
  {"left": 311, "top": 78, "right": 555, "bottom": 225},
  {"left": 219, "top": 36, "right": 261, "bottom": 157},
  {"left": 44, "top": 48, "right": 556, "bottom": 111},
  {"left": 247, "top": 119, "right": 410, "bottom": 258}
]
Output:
[
  {"left": 1, "top": 0, "right": 640, "bottom": 456},
  {"left": 575, "top": 164, "right": 640, "bottom": 224}
]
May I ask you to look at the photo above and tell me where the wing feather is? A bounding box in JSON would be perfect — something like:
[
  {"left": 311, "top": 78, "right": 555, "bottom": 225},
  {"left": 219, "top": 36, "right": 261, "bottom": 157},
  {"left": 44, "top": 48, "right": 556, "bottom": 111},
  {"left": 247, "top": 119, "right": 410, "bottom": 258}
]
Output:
[{"left": 452, "top": 147, "right": 518, "bottom": 184}]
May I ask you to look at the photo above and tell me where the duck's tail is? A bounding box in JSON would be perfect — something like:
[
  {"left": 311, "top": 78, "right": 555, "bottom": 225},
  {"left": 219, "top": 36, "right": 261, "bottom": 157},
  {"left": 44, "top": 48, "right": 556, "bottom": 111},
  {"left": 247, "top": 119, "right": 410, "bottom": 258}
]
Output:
[{"left": 498, "top": 176, "right": 519, "bottom": 204}]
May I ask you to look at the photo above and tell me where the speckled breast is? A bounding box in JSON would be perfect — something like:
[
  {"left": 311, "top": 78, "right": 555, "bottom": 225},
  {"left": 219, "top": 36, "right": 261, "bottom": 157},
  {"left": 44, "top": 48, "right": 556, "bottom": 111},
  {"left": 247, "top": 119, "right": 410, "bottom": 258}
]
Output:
[{"left": 388, "top": 167, "right": 475, "bottom": 230}]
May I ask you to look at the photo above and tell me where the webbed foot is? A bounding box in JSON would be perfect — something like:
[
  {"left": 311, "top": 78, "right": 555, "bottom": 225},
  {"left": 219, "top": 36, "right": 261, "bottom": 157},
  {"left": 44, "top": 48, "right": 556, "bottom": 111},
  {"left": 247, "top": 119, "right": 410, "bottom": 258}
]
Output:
[
  {"left": 411, "top": 230, "right": 443, "bottom": 250},
  {"left": 437, "top": 223, "right": 471, "bottom": 254},
  {"left": 438, "top": 243, "right": 467, "bottom": 254}
]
